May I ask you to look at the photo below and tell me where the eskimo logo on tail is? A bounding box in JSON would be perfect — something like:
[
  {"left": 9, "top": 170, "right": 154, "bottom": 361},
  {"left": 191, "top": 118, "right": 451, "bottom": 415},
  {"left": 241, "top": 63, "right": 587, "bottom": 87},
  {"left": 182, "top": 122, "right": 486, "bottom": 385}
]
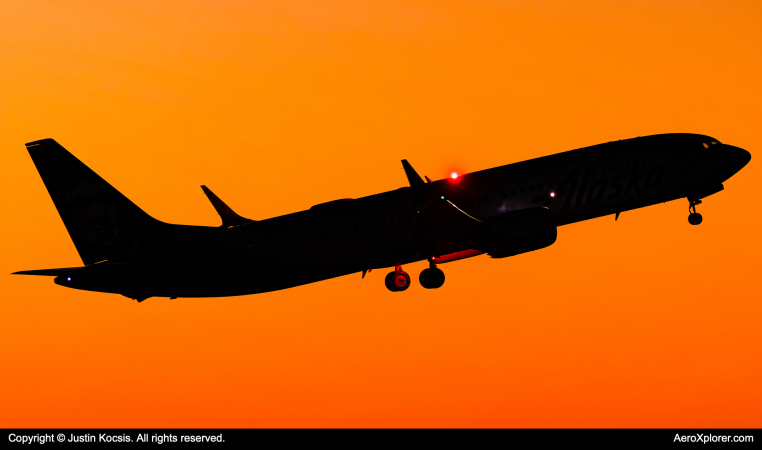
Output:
[
  {"left": 64, "top": 180, "right": 120, "bottom": 249},
  {"left": 26, "top": 139, "right": 159, "bottom": 265}
]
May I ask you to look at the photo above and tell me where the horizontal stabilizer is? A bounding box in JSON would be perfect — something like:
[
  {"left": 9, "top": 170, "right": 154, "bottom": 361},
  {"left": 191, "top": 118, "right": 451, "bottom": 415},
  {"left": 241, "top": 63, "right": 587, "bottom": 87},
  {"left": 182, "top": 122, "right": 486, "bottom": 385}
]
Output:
[
  {"left": 201, "top": 185, "right": 254, "bottom": 228},
  {"left": 13, "top": 267, "right": 84, "bottom": 276}
]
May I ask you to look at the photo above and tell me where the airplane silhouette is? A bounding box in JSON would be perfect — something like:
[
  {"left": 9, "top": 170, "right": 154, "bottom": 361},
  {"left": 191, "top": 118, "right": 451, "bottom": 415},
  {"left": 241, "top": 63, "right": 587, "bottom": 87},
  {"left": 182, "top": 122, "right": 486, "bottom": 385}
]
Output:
[{"left": 14, "top": 134, "right": 751, "bottom": 301}]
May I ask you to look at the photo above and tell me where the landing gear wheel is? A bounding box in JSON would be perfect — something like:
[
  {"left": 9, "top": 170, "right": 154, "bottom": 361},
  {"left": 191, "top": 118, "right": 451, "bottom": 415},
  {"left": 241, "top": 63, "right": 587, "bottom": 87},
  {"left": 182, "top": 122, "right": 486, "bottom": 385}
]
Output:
[
  {"left": 688, "top": 197, "right": 703, "bottom": 225},
  {"left": 384, "top": 272, "right": 397, "bottom": 291},
  {"left": 393, "top": 271, "right": 411, "bottom": 291},
  {"left": 385, "top": 270, "right": 411, "bottom": 292},
  {"left": 419, "top": 268, "right": 445, "bottom": 289}
]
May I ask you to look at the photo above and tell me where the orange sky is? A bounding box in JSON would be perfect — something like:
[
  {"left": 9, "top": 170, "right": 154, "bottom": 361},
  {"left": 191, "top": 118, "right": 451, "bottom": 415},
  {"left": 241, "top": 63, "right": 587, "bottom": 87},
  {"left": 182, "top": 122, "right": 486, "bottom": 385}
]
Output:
[{"left": 1, "top": 0, "right": 760, "bottom": 427}]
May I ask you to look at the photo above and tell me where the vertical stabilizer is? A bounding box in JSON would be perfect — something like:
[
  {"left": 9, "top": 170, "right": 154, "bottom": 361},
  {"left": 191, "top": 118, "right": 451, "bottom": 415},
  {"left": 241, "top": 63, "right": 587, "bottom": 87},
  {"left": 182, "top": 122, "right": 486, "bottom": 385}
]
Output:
[{"left": 25, "top": 139, "right": 159, "bottom": 265}]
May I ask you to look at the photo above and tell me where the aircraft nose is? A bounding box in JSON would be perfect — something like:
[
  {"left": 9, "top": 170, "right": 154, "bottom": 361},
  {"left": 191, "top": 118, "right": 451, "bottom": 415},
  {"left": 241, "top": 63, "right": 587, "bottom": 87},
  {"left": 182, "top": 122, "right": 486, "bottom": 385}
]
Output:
[{"left": 716, "top": 144, "right": 751, "bottom": 182}]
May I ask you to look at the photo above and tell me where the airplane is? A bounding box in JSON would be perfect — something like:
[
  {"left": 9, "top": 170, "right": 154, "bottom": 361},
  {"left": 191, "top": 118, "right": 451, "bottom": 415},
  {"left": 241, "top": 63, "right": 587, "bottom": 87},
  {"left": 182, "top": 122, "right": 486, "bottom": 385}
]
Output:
[{"left": 13, "top": 134, "right": 751, "bottom": 301}]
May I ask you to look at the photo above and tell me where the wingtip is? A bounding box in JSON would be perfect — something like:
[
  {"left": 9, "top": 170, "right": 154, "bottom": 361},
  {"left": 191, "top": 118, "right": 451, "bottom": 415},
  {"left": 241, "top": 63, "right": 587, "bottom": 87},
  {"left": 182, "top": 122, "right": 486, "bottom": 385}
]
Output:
[
  {"left": 401, "top": 159, "right": 425, "bottom": 187},
  {"left": 200, "top": 185, "right": 254, "bottom": 227}
]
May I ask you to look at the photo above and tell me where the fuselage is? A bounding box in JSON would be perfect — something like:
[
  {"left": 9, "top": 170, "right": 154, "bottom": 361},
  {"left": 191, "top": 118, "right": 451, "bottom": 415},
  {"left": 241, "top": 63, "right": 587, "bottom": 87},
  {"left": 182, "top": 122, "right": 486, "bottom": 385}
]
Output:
[{"left": 36, "top": 133, "right": 750, "bottom": 299}]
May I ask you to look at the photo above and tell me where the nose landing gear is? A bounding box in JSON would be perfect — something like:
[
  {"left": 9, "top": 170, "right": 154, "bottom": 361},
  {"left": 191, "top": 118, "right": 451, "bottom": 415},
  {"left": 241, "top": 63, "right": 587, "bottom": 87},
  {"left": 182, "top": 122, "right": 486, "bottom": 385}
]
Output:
[
  {"left": 419, "top": 260, "right": 445, "bottom": 289},
  {"left": 385, "top": 265, "right": 411, "bottom": 292},
  {"left": 688, "top": 197, "right": 703, "bottom": 225}
]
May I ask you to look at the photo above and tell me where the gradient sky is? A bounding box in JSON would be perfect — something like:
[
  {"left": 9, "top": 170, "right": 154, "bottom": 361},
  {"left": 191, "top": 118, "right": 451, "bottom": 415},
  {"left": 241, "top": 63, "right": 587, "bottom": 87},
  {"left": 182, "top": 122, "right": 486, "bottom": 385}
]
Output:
[{"left": 1, "top": 0, "right": 760, "bottom": 427}]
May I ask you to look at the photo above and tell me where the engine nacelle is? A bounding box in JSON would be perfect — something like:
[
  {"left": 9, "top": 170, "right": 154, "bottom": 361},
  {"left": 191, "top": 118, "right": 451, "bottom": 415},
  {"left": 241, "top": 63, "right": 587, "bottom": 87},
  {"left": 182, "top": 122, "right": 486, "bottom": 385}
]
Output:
[{"left": 481, "top": 207, "right": 557, "bottom": 258}]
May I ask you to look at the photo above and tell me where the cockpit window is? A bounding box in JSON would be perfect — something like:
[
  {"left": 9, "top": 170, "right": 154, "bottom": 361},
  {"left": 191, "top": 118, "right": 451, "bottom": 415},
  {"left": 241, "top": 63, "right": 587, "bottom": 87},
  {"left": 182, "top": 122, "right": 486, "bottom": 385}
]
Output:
[{"left": 703, "top": 143, "right": 709, "bottom": 148}]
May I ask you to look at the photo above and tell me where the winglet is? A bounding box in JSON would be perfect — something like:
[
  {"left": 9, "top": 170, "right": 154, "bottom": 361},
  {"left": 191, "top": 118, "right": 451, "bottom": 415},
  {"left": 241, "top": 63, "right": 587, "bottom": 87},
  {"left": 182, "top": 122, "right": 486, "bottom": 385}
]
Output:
[
  {"left": 401, "top": 160, "right": 425, "bottom": 187},
  {"left": 201, "top": 185, "right": 254, "bottom": 228}
]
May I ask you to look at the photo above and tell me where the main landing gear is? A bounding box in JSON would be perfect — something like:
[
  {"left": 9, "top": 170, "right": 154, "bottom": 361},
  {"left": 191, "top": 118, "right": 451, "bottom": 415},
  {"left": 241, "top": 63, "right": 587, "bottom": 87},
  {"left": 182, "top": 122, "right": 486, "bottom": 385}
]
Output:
[
  {"left": 384, "top": 262, "right": 445, "bottom": 292},
  {"left": 688, "top": 197, "right": 703, "bottom": 225},
  {"left": 419, "top": 260, "right": 445, "bottom": 290},
  {"left": 385, "top": 266, "right": 411, "bottom": 292}
]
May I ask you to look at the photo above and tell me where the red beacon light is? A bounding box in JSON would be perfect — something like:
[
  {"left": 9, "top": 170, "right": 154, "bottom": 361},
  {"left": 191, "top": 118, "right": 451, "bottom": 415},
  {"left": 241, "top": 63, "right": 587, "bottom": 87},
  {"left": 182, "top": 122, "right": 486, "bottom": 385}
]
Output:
[{"left": 447, "top": 170, "right": 462, "bottom": 184}]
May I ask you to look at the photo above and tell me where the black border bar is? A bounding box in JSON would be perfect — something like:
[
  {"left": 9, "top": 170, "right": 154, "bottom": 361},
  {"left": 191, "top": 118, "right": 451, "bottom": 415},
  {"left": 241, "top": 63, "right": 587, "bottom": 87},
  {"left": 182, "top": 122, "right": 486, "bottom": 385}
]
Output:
[{"left": 2, "top": 429, "right": 758, "bottom": 445}]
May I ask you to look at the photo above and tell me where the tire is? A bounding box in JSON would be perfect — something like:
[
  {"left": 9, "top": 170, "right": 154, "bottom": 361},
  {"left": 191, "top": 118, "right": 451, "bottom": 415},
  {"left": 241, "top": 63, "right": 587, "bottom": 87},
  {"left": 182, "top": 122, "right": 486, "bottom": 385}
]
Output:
[
  {"left": 393, "top": 271, "right": 411, "bottom": 291},
  {"left": 419, "top": 269, "right": 433, "bottom": 289},
  {"left": 688, "top": 213, "right": 703, "bottom": 225},
  {"left": 385, "top": 271, "right": 399, "bottom": 292},
  {"left": 419, "top": 268, "right": 445, "bottom": 289}
]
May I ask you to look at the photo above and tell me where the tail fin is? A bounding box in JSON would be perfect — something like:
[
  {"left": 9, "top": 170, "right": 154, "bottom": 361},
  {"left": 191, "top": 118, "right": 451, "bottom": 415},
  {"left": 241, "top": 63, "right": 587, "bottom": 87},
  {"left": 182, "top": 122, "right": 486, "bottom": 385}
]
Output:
[{"left": 25, "top": 139, "right": 159, "bottom": 265}]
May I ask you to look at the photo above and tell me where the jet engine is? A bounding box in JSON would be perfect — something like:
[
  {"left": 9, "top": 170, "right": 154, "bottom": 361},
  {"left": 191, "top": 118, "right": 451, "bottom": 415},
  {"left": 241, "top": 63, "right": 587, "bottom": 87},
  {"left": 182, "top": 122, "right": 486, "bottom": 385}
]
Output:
[{"left": 480, "top": 207, "right": 557, "bottom": 258}]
